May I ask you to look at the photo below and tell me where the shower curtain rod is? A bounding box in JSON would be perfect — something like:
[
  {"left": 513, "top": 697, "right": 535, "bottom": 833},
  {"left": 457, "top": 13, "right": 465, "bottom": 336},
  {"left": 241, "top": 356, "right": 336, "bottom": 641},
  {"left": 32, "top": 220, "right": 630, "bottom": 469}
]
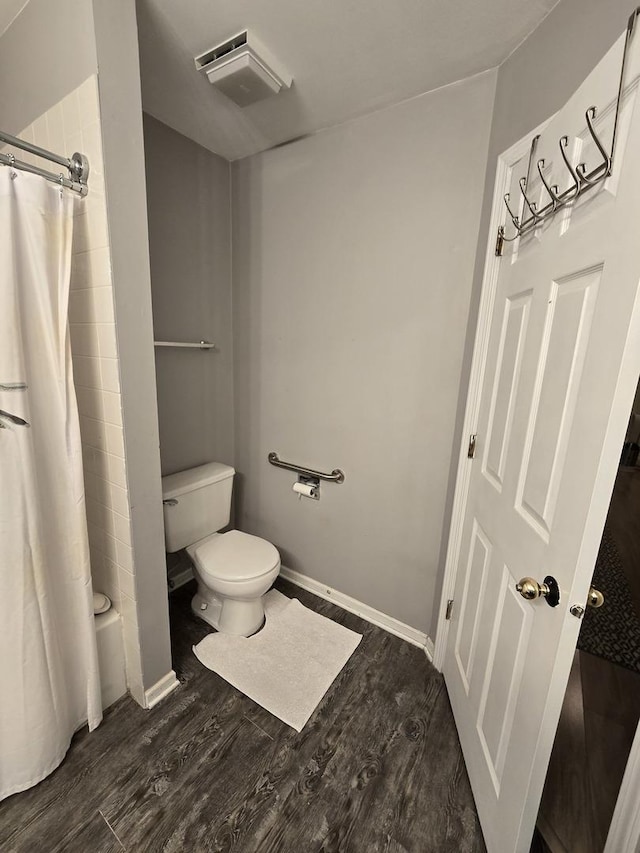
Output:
[{"left": 0, "top": 129, "right": 89, "bottom": 196}]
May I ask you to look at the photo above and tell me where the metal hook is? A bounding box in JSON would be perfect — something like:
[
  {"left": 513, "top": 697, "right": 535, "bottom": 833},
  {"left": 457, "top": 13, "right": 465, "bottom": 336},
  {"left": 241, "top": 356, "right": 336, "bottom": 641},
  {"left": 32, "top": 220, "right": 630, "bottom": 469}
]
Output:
[
  {"left": 536, "top": 159, "right": 561, "bottom": 209},
  {"left": 585, "top": 106, "right": 612, "bottom": 171},
  {"left": 7, "top": 153, "right": 18, "bottom": 180},
  {"left": 576, "top": 106, "right": 612, "bottom": 186},
  {"left": 518, "top": 176, "right": 543, "bottom": 223},
  {"left": 496, "top": 7, "right": 636, "bottom": 243},
  {"left": 576, "top": 161, "right": 599, "bottom": 187},
  {"left": 503, "top": 192, "right": 522, "bottom": 232},
  {"left": 559, "top": 136, "right": 581, "bottom": 200}
]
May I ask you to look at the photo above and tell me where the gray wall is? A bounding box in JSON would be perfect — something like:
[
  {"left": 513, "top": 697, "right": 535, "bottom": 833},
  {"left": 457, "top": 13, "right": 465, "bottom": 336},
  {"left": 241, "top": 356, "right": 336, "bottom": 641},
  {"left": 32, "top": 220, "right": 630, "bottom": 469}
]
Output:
[
  {"left": 232, "top": 70, "right": 497, "bottom": 636},
  {"left": 433, "top": 0, "right": 635, "bottom": 632},
  {"left": 92, "top": 0, "right": 173, "bottom": 697},
  {"left": 0, "top": 0, "right": 97, "bottom": 133},
  {"left": 143, "top": 114, "right": 234, "bottom": 477}
]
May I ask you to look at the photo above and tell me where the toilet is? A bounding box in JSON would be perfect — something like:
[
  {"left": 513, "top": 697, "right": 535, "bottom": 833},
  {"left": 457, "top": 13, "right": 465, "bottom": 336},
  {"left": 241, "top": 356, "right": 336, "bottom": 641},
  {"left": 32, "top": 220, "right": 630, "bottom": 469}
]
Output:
[{"left": 161, "top": 462, "right": 280, "bottom": 636}]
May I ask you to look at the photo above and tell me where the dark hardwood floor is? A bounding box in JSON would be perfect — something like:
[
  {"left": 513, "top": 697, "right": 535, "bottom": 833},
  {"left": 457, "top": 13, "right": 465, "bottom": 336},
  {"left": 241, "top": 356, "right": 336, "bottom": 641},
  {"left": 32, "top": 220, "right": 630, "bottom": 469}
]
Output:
[
  {"left": 0, "top": 578, "right": 486, "bottom": 852},
  {"left": 536, "top": 466, "right": 640, "bottom": 853}
]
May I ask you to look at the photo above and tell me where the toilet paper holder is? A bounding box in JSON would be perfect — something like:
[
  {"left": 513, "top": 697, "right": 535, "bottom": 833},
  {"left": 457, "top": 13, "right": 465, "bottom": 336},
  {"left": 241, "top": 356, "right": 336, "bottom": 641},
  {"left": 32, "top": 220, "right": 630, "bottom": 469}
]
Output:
[{"left": 295, "top": 474, "right": 320, "bottom": 500}]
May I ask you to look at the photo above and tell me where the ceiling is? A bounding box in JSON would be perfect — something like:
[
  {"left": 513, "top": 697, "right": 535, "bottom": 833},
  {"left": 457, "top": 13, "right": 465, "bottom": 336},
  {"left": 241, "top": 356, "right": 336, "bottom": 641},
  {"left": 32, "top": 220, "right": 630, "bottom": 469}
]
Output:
[
  {"left": 1, "top": 1, "right": 560, "bottom": 161},
  {"left": 136, "top": 0, "right": 560, "bottom": 161}
]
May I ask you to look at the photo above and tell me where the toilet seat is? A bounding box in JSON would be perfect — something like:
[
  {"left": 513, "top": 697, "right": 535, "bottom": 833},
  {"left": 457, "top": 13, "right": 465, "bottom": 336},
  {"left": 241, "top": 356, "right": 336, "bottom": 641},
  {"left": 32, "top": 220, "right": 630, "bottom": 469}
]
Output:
[{"left": 188, "top": 530, "right": 280, "bottom": 583}]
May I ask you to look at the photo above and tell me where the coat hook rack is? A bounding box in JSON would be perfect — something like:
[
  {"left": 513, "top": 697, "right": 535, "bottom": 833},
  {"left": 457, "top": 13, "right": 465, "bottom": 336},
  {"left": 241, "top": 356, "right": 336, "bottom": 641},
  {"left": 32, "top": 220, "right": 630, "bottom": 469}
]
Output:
[{"left": 496, "top": 6, "right": 640, "bottom": 255}]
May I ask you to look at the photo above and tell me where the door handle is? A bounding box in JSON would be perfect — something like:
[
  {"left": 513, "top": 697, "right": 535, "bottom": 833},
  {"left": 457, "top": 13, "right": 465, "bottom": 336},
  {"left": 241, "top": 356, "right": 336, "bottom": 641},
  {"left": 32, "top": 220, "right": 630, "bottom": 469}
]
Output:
[{"left": 515, "top": 575, "right": 560, "bottom": 607}]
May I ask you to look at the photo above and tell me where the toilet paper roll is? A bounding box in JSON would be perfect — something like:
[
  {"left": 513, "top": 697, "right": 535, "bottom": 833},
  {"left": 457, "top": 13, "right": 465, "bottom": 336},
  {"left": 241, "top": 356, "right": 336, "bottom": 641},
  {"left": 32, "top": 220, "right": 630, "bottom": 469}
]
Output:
[{"left": 293, "top": 481, "right": 318, "bottom": 499}]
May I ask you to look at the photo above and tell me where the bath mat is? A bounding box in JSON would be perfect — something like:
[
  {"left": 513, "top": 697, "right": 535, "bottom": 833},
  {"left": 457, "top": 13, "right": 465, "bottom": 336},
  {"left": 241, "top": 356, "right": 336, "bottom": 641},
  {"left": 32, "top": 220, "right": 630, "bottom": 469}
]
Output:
[{"left": 193, "top": 590, "right": 362, "bottom": 731}]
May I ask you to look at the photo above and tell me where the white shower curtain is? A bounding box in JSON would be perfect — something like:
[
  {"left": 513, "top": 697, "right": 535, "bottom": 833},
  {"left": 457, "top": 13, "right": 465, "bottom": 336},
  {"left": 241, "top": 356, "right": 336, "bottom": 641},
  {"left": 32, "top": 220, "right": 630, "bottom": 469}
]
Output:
[{"left": 0, "top": 169, "right": 102, "bottom": 801}]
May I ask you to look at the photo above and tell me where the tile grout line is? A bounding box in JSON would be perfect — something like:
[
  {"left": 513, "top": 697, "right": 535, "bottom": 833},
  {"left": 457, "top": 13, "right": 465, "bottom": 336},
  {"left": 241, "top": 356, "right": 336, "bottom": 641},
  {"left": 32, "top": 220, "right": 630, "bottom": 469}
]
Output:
[{"left": 98, "top": 809, "right": 126, "bottom": 851}]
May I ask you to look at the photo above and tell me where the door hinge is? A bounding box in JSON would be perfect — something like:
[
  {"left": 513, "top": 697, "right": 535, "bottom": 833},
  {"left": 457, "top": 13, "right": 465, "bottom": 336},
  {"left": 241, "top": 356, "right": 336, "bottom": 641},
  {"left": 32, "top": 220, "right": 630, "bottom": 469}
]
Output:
[
  {"left": 467, "top": 434, "right": 477, "bottom": 459},
  {"left": 446, "top": 599, "right": 454, "bottom": 620},
  {"left": 495, "top": 225, "right": 505, "bottom": 257}
]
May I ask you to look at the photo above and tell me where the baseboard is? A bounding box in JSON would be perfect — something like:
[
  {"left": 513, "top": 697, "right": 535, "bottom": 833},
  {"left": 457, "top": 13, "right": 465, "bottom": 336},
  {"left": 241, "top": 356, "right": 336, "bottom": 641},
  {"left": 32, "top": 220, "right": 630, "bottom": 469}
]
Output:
[
  {"left": 168, "top": 564, "right": 194, "bottom": 591},
  {"left": 424, "top": 636, "right": 435, "bottom": 663},
  {"left": 280, "top": 565, "right": 432, "bottom": 651},
  {"left": 144, "top": 670, "right": 180, "bottom": 709}
]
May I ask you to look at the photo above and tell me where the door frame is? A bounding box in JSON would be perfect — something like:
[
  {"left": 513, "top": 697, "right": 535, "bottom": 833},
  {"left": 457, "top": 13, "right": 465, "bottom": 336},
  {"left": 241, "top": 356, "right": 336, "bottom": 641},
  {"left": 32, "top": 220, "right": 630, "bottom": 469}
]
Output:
[
  {"left": 606, "top": 723, "right": 640, "bottom": 853},
  {"left": 433, "top": 116, "right": 640, "bottom": 853}
]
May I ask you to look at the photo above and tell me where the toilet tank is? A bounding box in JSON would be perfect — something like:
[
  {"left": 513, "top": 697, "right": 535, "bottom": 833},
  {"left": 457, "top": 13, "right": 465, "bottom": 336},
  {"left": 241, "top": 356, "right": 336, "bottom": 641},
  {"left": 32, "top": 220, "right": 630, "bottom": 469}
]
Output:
[{"left": 161, "top": 462, "right": 235, "bottom": 553}]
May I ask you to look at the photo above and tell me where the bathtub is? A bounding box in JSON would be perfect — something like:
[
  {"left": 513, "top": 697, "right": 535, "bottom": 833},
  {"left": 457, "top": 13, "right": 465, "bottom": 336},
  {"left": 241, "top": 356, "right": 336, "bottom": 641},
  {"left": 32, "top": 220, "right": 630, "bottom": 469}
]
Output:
[{"left": 94, "top": 609, "right": 127, "bottom": 710}]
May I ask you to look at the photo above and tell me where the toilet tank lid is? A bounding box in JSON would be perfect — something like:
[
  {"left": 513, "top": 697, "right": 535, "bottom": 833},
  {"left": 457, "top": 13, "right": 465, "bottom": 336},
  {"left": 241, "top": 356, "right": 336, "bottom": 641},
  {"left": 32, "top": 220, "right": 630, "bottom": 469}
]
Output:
[{"left": 162, "top": 462, "right": 235, "bottom": 500}]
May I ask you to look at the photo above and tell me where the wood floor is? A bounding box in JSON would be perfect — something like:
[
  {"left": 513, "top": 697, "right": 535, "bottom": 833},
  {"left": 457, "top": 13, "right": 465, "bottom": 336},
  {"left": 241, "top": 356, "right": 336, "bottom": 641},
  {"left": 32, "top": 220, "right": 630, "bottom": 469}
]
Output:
[
  {"left": 536, "top": 466, "right": 640, "bottom": 853},
  {"left": 0, "top": 579, "right": 486, "bottom": 853}
]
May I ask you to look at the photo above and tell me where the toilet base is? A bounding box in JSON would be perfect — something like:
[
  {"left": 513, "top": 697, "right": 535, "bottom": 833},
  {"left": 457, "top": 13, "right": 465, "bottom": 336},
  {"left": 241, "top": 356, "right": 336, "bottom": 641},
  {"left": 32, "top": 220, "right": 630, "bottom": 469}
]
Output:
[{"left": 191, "top": 584, "right": 265, "bottom": 637}]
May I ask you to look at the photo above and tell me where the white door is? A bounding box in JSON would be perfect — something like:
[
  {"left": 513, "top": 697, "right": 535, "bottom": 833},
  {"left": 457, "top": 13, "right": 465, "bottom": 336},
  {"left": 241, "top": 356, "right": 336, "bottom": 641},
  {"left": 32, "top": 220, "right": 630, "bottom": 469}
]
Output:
[{"left": 441, "top": 24, "right": 640, "bottom": 853}]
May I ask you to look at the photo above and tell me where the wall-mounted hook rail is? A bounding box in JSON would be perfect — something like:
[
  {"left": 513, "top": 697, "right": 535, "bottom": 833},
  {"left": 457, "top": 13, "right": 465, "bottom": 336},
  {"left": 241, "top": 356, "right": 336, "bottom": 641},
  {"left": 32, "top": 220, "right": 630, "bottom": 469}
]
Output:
[
  {"left": 497, "top": 6, "right": 639, "bottom": 252},
  {"left": 268, "top": 452, "right": 345, "bottom": 483}
]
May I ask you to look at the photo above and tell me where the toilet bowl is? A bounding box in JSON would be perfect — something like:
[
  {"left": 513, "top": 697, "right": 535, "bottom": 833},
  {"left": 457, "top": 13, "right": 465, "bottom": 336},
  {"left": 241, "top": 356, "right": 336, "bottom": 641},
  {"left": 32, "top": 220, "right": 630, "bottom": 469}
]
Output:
[
  {"left": 187, "top": 530, "right": 280, "bottom": 635},
  {"left": 161, "top": 462, "right": 281, "bottom": 637}
]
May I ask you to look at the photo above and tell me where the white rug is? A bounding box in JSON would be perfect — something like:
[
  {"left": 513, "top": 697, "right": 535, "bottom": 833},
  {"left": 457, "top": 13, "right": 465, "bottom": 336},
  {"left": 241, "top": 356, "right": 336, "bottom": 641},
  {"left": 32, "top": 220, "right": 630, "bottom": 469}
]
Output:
[{"left": 193, "top": 590, "right": 362, "bottom": 731}]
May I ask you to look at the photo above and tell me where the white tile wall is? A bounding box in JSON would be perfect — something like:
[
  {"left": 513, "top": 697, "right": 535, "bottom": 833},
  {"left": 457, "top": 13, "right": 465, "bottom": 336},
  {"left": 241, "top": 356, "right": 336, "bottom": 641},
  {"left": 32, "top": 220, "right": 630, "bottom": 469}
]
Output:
[{"left": 18, "top": 76, "right": 143, "bottom": 698}]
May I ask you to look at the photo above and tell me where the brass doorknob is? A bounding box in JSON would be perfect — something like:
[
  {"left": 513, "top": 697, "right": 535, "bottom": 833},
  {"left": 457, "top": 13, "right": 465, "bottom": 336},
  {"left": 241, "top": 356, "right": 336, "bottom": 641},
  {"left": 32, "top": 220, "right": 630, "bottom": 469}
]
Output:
[
  {"left": 587, "top": 586, "right": 605, "bottom": 608},
  {"left": 516, "top": 577, "right": 550, "bottom": 600},
  {"left": 515, "top": 575, "right": 561, "bottom": 607}
]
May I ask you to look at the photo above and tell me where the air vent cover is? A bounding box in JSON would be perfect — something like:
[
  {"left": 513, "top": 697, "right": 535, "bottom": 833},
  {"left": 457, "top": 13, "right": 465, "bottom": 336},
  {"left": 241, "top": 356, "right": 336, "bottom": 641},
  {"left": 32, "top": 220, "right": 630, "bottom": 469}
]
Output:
[{"left": 195, "top": 31, "right": 292, "bottom": 108}]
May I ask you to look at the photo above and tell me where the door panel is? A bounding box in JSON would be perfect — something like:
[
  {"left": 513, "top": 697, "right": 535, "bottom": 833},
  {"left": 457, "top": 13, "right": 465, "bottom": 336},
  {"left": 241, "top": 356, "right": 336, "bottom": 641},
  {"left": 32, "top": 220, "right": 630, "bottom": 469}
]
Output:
[
  {"left": 518, "top": 268, "right": 600, "bottom": 534},
  {"left": 443, "top": 25, "right": 640, "bottom": 853},
  {"left": 477, "top": 576, "right": 532, "bottom": 791},
  {"left": 484, "top": 292, "right": 531, "bottom": 491},
  {"left": 455, "top": 520, "right": 492, "bottom": 691}
]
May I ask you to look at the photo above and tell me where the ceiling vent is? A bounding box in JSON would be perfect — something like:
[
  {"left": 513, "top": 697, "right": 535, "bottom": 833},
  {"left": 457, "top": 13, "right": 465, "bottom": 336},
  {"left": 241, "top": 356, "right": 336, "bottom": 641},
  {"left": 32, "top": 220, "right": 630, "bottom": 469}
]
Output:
[{"left": 195, "top": 31, "right": 292, "bottom": 108}]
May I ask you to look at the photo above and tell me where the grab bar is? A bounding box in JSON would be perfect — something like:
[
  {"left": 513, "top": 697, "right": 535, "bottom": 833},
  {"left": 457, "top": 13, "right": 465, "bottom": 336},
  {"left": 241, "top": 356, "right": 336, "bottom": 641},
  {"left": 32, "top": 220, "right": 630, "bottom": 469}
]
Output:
[{"left": 267, "top": 452, "right": 345, "bottom": 484}]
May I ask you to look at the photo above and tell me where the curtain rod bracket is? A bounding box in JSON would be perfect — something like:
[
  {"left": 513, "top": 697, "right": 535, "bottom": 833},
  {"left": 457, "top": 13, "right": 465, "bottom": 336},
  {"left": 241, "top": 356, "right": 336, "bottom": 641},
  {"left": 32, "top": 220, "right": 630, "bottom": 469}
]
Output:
[{"left": 0, "top": 130, "right": 89, "bottom": 196}]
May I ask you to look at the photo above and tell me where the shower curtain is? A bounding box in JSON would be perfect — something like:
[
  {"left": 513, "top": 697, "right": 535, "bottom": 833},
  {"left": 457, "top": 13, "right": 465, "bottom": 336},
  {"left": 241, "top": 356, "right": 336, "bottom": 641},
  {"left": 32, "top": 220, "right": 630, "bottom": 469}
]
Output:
[{"left": 0, "top": 168, "right": 102, "bottom": 801}]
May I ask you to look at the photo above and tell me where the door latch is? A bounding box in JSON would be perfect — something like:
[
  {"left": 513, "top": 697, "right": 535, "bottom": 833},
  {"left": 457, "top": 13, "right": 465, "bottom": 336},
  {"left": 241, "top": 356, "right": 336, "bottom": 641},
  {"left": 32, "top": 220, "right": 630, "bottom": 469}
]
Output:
[
  {"left": 468, "top": 434, "right": 477, "bottom": 459},
  {"left": 587, "top": 586, "right": 604, "bottom": 608}
]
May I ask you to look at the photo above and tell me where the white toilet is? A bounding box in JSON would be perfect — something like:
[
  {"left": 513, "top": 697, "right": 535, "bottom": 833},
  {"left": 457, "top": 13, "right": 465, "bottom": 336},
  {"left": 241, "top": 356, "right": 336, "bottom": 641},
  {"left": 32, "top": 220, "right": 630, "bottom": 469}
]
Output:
[{"left": 161, "top": 462, "right": 280, "bottom": 636}]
